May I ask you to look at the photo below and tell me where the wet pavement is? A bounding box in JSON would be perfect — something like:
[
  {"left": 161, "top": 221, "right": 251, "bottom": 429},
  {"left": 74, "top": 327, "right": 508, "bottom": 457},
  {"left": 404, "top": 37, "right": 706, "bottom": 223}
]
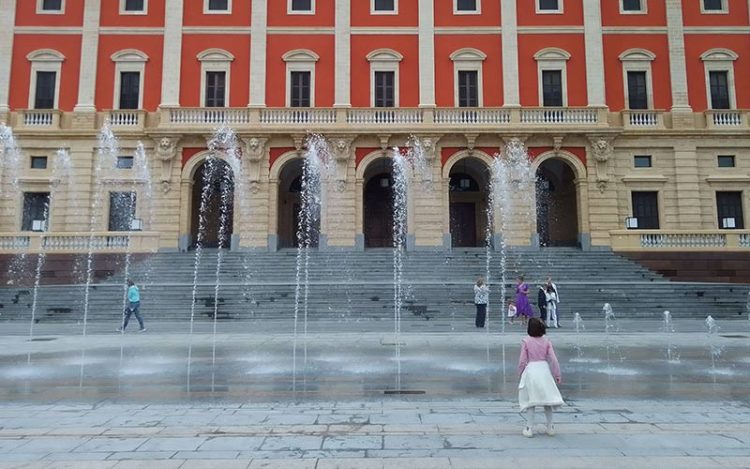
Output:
[{"left": 0, "top": 319, "right": 749, "bottom": 467}]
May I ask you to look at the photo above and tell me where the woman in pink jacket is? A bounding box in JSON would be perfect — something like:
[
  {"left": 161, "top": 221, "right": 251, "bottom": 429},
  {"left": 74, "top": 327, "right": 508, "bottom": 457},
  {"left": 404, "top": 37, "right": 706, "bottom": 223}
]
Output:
[{"left": 517, "top": 317, "right": 564, "bottom": 437}]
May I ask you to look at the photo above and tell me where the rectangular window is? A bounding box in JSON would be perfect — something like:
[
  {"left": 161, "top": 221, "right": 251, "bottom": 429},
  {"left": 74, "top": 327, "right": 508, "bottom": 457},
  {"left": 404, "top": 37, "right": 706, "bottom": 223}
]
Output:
[
  {"left": 631, "top": 191, "right": 659, "bottom": 229},
  {"left": 291, "top": 0, "right": 312, "bottom": 12},
  {"left": 456, "top": 0, "right": 478, "bottom": 11},
  {"left": 124, "top": 0, "right": 145, "bottom": 11},
  {"left": 717, "top": 155, "right": 735, "bottom": 168},
  {"left": 204, "top": 71, "right": 226, "bottom": 107},
  {"left": 374, "top": 0, "right": 395, "bottom": 11},
  {"left": 538, "top": 0, "right": 560, "bottom": 11},
  {"left": 118, "top": 71, "right": 140, "bottom": 110},
  {"left": 622, "top": 0, "right": 642, "bottom": 11},
  {"left": 627, "top": 71, "right": 648, "bottom": 109},
  {"left": 22, "top": 192, "right": 50, "bottom": 232},
  {"left": 703, "top": 0, "right": 724, "bottom": 11},
  {"left": 34, "top": 71, "right": 56, "bottom": 109},
  {"left": 41, "top": 0, "right": 63, "bottom": 11},
  {"left": 542, "top": 70, "right": 563, "bottom": 107},
  {"left": 634, "top": 155, "right": 652, "bottom": 168},
  {"left": 709, "top": 71, "right": 730, "bottom": 109},
  {"left": 31, "top": 156, "right": 48, "bottom": 169},
  {"left": 109, "top": 192, "right": 137, "bottom": 232},
  {"left": 457, "top": 70, "right": 479, "bottom": 107},
  {"left": 717, "top": 192, "right": 744, "bottom": 229},
  {"left": 207, "top": 0, "right": 229, "bottom": 10},
  {"left": 374, "top": 71, "right": 395, "bottom": 107},
  {"left": 290, "top": 71, "right": 311, "bottom": 107},
  {"left": 116, "top": 156, "right": 134, "bottom": 169}
]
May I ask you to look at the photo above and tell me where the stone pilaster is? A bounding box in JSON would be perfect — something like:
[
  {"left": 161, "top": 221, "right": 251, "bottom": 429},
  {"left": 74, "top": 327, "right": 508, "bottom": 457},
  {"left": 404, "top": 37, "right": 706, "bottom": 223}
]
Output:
[
  {"left": 665, "top": 0, "right": 693, "bottom": 127},
  {"left": 239, "top": 136, "right": 270, "bottom": 249},
  {"left": 334, "top": 0, "right": 351, "bottom": 107},
  {"left": 151, "top": 136, "right": 181, "bottom": 193},
  {"left": 418, "top": 0, "right": 435, "bottom": 107},
  {"left": 582, "top": 0, "right": 606, "bottom": 107},
  {"left": 74, "top": 0, "right": 101, "bottom": 113},
  {"left": 160, "top": 0, "right": 184, "bottom": 107},
  {"left": 0, "top": 0, "right": 16, "bottom": 117},
  {"left": 673, "top": 142, "right": 701, "bottom": 229},
  {"left": 501, "top": 0, "right": 519, "bottom": 106},
  {"left": 249, "top": 0, "right": 268, "bottom": 106}
]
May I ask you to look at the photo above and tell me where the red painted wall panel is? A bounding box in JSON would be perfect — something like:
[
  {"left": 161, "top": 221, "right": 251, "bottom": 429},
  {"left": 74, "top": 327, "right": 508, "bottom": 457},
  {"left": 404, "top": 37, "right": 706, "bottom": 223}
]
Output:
[
  {"left": 270, "top": 147, "right": 296, "bottom": 168},
  {"left": 600, "top": 0, "right": 667, "bottom": 26},
  {"left": 684, "top": 35, "right": 750, "bottom": 111},
  {"left": 267, "top": 0, "right": 335, "bottom": 27},
  {"left": 266, "top": 35, "right": 335, "bottom": 107},
  {"left": 15, "top": 0, "right": 84, "bottom": 27},
  {"left": 434, "top": 35, "right": 503, "bottom": 107},
  {"left": 683, "top": 0, "right": 750, "bottom": 27},
  {"left": 350, "top": 35, "right": 420, "bottom": 107},
  {"left": 100, "top": 0, "right": 166, "bottom": 27},
  {"left": 183, "top": 0, "right": 252, "bottom": 27},
  {"left": 351, "top": 0, "right": 418, "bottom": 27},
  {"left": 517, "top": 0, "right": 583, "bottom": 26},
  {"left": 517, "top": 34, "right": 587, "bottom": 106},
  {"left": 434, "top": 0, "right": 501, "bottom": 27}
]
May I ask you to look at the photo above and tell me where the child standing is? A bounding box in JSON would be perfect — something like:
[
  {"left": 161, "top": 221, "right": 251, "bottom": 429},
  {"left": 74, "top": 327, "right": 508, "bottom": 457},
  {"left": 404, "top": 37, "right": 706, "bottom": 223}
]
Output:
[
  {"left": 517, "top": 317, "right": 563, "bottom": 437},
  {"left": 473, "top": 278, "right": 489, "bottom": 328},
  {"left": 507, "top": 301, "right": 517, "bottom": 325}
]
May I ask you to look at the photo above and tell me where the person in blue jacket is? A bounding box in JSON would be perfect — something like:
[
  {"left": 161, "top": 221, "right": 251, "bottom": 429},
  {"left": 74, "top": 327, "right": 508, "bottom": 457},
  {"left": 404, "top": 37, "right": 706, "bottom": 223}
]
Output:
[{"left": 117, "top": 278, "right": 146, "bottom": 332}]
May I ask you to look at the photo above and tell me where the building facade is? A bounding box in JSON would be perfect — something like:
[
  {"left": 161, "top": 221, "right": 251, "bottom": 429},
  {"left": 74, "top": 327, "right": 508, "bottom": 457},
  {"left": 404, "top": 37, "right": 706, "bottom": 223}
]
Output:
[{"left": 0, "top": 0, "right": 749, "bottom": 253}]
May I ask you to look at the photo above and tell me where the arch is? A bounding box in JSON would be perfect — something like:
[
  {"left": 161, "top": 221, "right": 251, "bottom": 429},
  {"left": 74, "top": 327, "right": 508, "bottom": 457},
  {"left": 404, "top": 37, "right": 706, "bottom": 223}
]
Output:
[
  {"left": 700, "top": 48, "right": 739, "bottom": 62},
  {"left": 356, "top": 149, "right": 392, "bottom": 180},
  {"left": 26, "top": 49, "right": 65, "bottom": 62},
  {"left": 366, "top": 48, "right": 403, "bottom": 62},
  {"left": 450, "top": 48, "right": 487, "bottom": 62},
  {"left": 531, "top": 150, "right": 587, "bottom": 182},
  {"left": 446, "top": 153, "right": 493, "bottom": 248},
  {"left": 181, "top": 149, "right": 237, "bottom": 183},
  {"left": 618, "top": 48, "right": 656, "bottom": 62},
  {"left": 269, "top": 150, "right": 302, "bottom": 181},
  {"left": 197, "top": 48, "right": 235, "bottom": 62},
  {"left": 442, "top": 149, "right": 494, "bottom": 179},
  {"left": 282, "top": 49, "right": 320, "bottom": 62},
  {"left": 533, "top": 152, "right": 586, "bottom": 248},
  {"left": 111, "top": 49, "right": 149, "bottom": 63},
  {"left": 189, "top": 156, "right": 235, "bottom": 249},
  {"left": 533, "top": 47, "right": 571, "bottom": 61}
]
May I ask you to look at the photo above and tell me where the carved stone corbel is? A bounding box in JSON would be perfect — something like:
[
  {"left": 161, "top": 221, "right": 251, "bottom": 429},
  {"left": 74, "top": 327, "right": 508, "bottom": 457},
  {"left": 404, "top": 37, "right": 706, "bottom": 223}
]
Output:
[
  {"left": 588, "top": 135, "right": 615, "bottom": 193},
  {"left": 330, "top": 136, "right": 354, "bottom": 190},
  {"left": 552, "top": 135, "right": 565, "bottom": 156},
  {"left": 465, "top": 133, "right": 478, "bottom": 156},
  {"left": 292, "top": 134, "right": 306, "bottom": 155},
  {"left": 414, "top": 135, "right": 441, "bottom": 188},
  {"left": 377, "top": 134, "right": 391, "bottom": 156},
  {"left": 152, "top": 136, "right": 180, "bottom": 193},
  {"left": 241, "top": 137, "right": 268, "bottom": 183}
]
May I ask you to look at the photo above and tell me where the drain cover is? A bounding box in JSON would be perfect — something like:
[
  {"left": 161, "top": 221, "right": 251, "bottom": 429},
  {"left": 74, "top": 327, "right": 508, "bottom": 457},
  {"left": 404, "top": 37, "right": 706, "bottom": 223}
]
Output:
[
  {"left": 384, "top": 389, "right": 425, "bottom": 395},
  {"left": 28, "top": 337, "right": 57, "bottom": 342},
  {"left": 720, "top": 335, "right": 748, "bottom": 339}
]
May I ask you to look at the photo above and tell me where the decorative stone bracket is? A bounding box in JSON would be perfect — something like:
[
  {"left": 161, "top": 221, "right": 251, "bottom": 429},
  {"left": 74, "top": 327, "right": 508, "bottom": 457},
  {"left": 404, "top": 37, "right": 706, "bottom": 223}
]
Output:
[
  {"left": 152, "top": 135, "right": 180, "bottom": 193},
  {"left": 588, "top": 135, "right": 615, "bottom": 193},
  {"left": 241, "top": 137, "right": 269, "bottom": 184},
  {"left": 330, "top": 136, "right": 354, "bottom": 192},
  {"left": 413, "top": 135, "right": 441, "bottom": 191}
]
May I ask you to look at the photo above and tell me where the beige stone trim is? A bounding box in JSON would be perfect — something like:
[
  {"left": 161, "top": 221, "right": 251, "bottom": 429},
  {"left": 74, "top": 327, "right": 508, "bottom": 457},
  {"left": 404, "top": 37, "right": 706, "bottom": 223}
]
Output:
[
  {"left": 582, "top": 0, "right": 605, "bottom": 107},
  {"left": 74, "top": 0, "right": 102, "bottom": 113},
  {"left": 249, "top": 0, "right": 267, "bottom": 107},
  {"left": 665, "top": 0, "right": 691, "bottom": 112},
  {"left": 434, "top": 27, "right": 501, "bottom": 34},
  {"left": 501, "top": 0, "right": 519, "bottom": 106},
  {"left": 14, "top": 27, "right": 83, "bottom": 34},
  {"left": 100, "top": 27, "right": 165, "bottom": 34},
  {"left": 160, "top": 0, "right": 184, "bottom": 107},
  {"left": 517, "top": 26, "right": 584, "bottom": 34},
  {"left": 418, "top": 0, "right": 435, "bottom": 107},
  {"left": 335, "top": 0, "right": 351, "bottom": 107}
]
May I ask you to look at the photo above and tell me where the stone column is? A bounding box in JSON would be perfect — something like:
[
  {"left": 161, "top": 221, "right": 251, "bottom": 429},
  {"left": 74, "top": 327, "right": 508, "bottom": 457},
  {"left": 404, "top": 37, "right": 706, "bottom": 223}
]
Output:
[
  {"left": 418, "top": 0, "right": 435, "bottom": 107},
  {"left": 323, "top": 136, "right": 355, "bottom": 249},
  {"left": 410, "top": 136, "right": 442, "bottom": 249},
  {"left": 240, "top": 137, "right": 270, "bottom": 249},
  {"left": 500, "top": 0, "right": 519, "bottom": 106},
  {"left": 582, "top": 0, "right": 606, "bottom": 107},
  {"left": 0, "top": 0, "right": 16, "bottom": 118},
  {"left": 160, "top": 0, "right": 184, "bottom": 107},
  {"left": 673, "top": 141, "right": 701, "bottom": 229},
  {"left": 334, "top": 0, "right": 351, "bottom": 107},
  {"left": 665, "top": 0, "right": 693, "bottom": 126},
  {"left": 249, "top": 0, "right": 268, "bottom": 106},
  {"left": 586, "top": 136, "right": 619, "bottom": 248},
  {"left": 74, "top": 0, "right": 102, "bottom": 115}
]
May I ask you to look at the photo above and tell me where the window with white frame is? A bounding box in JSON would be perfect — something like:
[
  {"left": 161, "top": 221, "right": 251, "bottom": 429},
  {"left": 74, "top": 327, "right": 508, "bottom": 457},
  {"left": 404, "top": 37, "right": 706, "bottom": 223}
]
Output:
[
  {"left": 701, "top": 48, "right": 737, "bottom": 110},
  {"left": 450, "top": 48, "right": 485, "bottom": 107},
  {"left": 121, "top": 0, "right": 147, "bottom": 14},
  {"left": 621, "top": 0, "right": 646, "bottom": 13},
  {"left": 289, "top": 0, "right": 314, "bottom": 14},
  {"left": 198, "top": 49, "right": 233, "bottom": 107},
  {"left": 27, "top": 49, "right": 64, "bottom": 110},
  {"left": 37, "top": 0, "right": 64, "bottom": 13},
  {"left": 454, "top": 0, "right": 480, "bottom": 14},
  {"left": 534, "top": 48, "right": 570, "bottom": 107},
  {"left": 619, "top": 49, "right": 655, "bottom": 110},
  {"left": 367, "top": 49, "right": 402, "bottom": 107},
  {"left": 283, "top": 50, "right": 318, "bottom": 107},
  {"left": 111, "top": 50, "right": 148, "bottom": 110},
  {"left": 372, "top": 0, "right": 397, "bottom": 14},
  {"left": 204, "top": 0, "right": 230, "bottom": 13},
  {"left": 537, "top": 0, "right": 562, "bottom": 13},
  {"left": 701, "top": 0, "right": 727, "bottom": 13}
]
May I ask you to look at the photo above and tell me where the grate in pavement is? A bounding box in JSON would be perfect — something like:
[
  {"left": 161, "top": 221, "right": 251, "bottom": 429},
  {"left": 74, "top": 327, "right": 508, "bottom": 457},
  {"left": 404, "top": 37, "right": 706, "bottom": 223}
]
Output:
[
  {"left": 28, "top": 337, "right": 57, "bottom": 342},
  {"left": 720, "top": 335, "right": 748, "bottom": 339}
]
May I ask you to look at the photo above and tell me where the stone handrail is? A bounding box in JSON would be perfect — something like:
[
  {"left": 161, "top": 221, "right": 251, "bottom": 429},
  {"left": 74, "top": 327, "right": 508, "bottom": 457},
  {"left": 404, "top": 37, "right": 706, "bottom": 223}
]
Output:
[
  {"left": 168, "top": 108, "right": 252, "bottom": 125},
  {"left": 106, "top": 110, "right": 145, "bottom": 129},
  {"left": 705, "top": 110, "right": 747, "bottom": 128},
  {"left": 0, "top": 232, "right": 161, "bottom": 254},
  {"left": 17, "top": 109, "right": 60, "bottom": 129},
  {"left": 520, "top": 107, "right": 600, "bottom": 125},
  {"left": 346, "top": 108, "right": 423, "bottom": 125},
  {"left": 433, "top": 108, "right": 511, "bottom": 125},
  {"left": 260, "top": 108, "right": 337, "bottom": 124},
  {"left": 610, "top": 230, "right": 750, "bottom": 251},
  {"left": 623, "top": 110, "right": 664, "bottom": 129}
]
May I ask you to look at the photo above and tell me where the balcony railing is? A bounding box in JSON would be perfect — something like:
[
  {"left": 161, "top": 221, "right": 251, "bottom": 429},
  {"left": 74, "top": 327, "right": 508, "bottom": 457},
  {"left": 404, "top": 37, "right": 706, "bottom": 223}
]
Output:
[
  {"left": 261, "top": 108, "right": 337, "bottom": 124},
  {"left": 169, "top": 107, "right": 252, "bottom": 125},
  {"left": 434, "top": 108, "right": 511, "bottom": 125},
  {"left": 623, "top": 110, "right": 664, "bottom": 129},
  {"left": 705, "top": 110, "right": 747, "bottom": 128},
  {"left": 520, "top": 108, "right": 600, "bottom": 125},
  {"left": 610, "top": 230, "right": 750, "bottom": 251},
  {"left": 346, "top": 108, "right": 423, "bottom": 125},
  {"left": 0, "top": 232, "right": 161, "bottom": 254},
  {"left": 17, "top": 109, "right": 60, "bottom": 129},
  {"left": 107, "top": 110, "right": 145, "bottom": 129}
]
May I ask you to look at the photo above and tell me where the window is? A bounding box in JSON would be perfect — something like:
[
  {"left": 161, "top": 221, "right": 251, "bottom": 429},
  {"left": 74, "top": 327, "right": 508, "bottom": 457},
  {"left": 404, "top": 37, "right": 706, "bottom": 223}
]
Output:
[
  {"left": 111, "top": 50, "right": 148, "bottom": 110},
  {"left": 121, "top": 0, "right": 146, "bottom": 13},
  {"left": 109, "top": 192, "right": 137, "bottom": 232},
  {"left": 535, "top": 48, "right": 570, "bottom": 107},
  {"left": 709, "top": 71, "right": 730, "bottom": 109},
  {"left": 542, "top": 70, "right": 563, "bottom": 107},
  {"left": 717, "top": 192, "right": 744, "bottom": 229},
  {"left": 372, "top": 0, "right": 396, "bottom": 13},
  {"left": 33, "top": 71, "right": 56, "bottom": 109},
  {"left": 374, "top": 72, "right": 395, "bottom": 107},
  {"left": 621, "top": 0, "right": 644, "bottom": 12},
  {"left": 118, "top": 72, "right": 140, "bottom": 110},
  {"left": 458, "top": 71, "right": 479, "bottom": 107},
  {"left": 538, "top": 0, "right": 562, "bottom": 13},
  {"left": 717, "top": 155, "right": 735, "bottom": 168},
  {"left": 38, "top": 0, "right": 63, "bottom": 12},
  {"left": 627, "top": 71, "right": 648, "bottom": 109},
  {"left": 290, "top": 0, "right": 313, "bottom": 13},
  {"left": 455, "top": 0, "right": 479, "bottom": 13},
  {"left": 633, "top": 155, "right": 652, "bottom": 168},
  {"left": 205, "top": 0, "right": 229, "bottom": 12},
  {"left": 205, "top": 71, "right": 226, "bottom": 107},
  {"left": 31, "top": 156, "right": 48, "bottom": 169},
  {"left": 22, "top": 193, "right": 50, "bottom": 232},
  {"left": 631, "top": 191, "right": 659, "bottom": 229},
  {"left": 702, "top": 0, "right": 726, "bottom": 12},
  {"left": 368, "top": 49, "right": 402, "bottom": 108},
  {"left": 116, "top": 156, "right": 134, "bottom": 169},
  {"left": 290, "top": 71, "right": 311, "bottom": 107}
]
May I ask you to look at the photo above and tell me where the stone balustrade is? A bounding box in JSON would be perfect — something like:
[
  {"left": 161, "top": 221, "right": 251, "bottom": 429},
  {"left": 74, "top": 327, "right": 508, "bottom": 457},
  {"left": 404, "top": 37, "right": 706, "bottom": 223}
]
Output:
[
  {"left": 705, "top": 110, "right": 747, "bottom": 129},
  {"left": 623, "top": 110, "right": 665, "bottom": 129},
  {"left": 15, "top": 110, "right": 61, "bottom": 130},
  {"left": 0, "top": 232, "right": 161, "bottom": 254},
  {"left": 105, "top": 110, "right": 146, "bottom": 130},
  {"left": 610, "top": 230, "right": 750, "bottom": 251}
]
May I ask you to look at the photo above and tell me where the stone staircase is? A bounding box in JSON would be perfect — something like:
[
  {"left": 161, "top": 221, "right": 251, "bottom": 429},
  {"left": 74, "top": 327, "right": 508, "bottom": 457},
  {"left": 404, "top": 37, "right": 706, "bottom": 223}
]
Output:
[{"left": 0, "top": 248, "right": 748, "bottom": 324}]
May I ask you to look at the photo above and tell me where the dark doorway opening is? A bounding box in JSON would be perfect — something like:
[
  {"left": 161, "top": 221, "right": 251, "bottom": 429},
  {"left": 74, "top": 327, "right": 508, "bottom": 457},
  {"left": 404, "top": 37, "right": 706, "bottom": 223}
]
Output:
[
  {"left": 536, "top": 159, "right": 578, "bottom": 247},
  {"left": 191, "top": 159, "right": 234, "bottom": 249}
]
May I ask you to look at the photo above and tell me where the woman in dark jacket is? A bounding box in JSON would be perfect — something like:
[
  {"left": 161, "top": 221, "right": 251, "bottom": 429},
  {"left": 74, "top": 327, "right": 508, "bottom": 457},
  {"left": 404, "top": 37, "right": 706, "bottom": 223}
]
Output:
[{"left": 537, "top": 285, "right": 547, "bottom": 324}]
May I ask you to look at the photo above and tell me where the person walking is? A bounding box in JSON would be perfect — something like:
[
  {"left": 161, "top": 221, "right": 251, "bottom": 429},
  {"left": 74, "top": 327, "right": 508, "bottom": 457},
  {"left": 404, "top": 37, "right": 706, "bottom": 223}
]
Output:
[
  {"left": 518, "top": 318, "right": 564, "bottom": 438},
  {"left": 117, "top": 278, "right": 146, "bottom": 333},
  {"left": 546, "top": 276, "right": 560, "bottom": 326},
  {"left": 473, "top": 277, "right": 489, "bottom": 328},
  {"left": 515, "top": 276, "right": 533, "bottom": 325}
]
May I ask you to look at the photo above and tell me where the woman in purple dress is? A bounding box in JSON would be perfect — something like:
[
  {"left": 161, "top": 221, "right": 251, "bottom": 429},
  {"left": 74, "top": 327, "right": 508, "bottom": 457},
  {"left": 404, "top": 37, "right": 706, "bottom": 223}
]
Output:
[{"left": 515, "top": 276, "right": 534, "bottom": 325}]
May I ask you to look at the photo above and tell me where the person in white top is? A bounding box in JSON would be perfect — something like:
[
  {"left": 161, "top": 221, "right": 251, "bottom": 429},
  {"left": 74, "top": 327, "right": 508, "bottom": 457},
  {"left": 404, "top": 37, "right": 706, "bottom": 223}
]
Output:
[
  {"left": 546, "top": 276, "right": 560, "bottom": 327},
  {"left": 544, "top": 284, "right": 559, "bottom": 328},
  {"left": 473, "top": 277, "right": 489, "bottom": 328}
]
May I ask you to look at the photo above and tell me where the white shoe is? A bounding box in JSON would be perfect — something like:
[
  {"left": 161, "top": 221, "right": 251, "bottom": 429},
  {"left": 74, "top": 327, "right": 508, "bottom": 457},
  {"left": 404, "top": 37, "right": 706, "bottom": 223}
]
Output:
[
  {"left": 546, "top": 424, "right": 556, "bottom": 436},
  {"left": 522, "top": 426, "right": 533, "bottom": 438}
]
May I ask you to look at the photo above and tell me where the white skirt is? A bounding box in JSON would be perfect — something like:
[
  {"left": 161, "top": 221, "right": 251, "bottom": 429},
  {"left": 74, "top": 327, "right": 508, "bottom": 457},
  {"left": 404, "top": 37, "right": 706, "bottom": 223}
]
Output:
[{"left": 518, "top": 361, "right": 564, "bottom": 411}]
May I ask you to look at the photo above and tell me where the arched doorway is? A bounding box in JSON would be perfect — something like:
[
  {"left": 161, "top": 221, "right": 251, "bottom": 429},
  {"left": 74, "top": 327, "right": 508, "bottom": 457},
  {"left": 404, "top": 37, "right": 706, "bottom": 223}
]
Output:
[
  {"left": 363, "top": 158, "right": 394, "bottom": 248},
  {"left": 277, "top": 159, "right": 320, "bottom": 249},
  {"left": 191, "top": 158, "right": 234, "bottom": 249},
  {"left": 536, "top": 158, "right": 578, "bottom": 247},
  {"left": 448, "top": 157, "right": 489, "bottom": 247}
]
